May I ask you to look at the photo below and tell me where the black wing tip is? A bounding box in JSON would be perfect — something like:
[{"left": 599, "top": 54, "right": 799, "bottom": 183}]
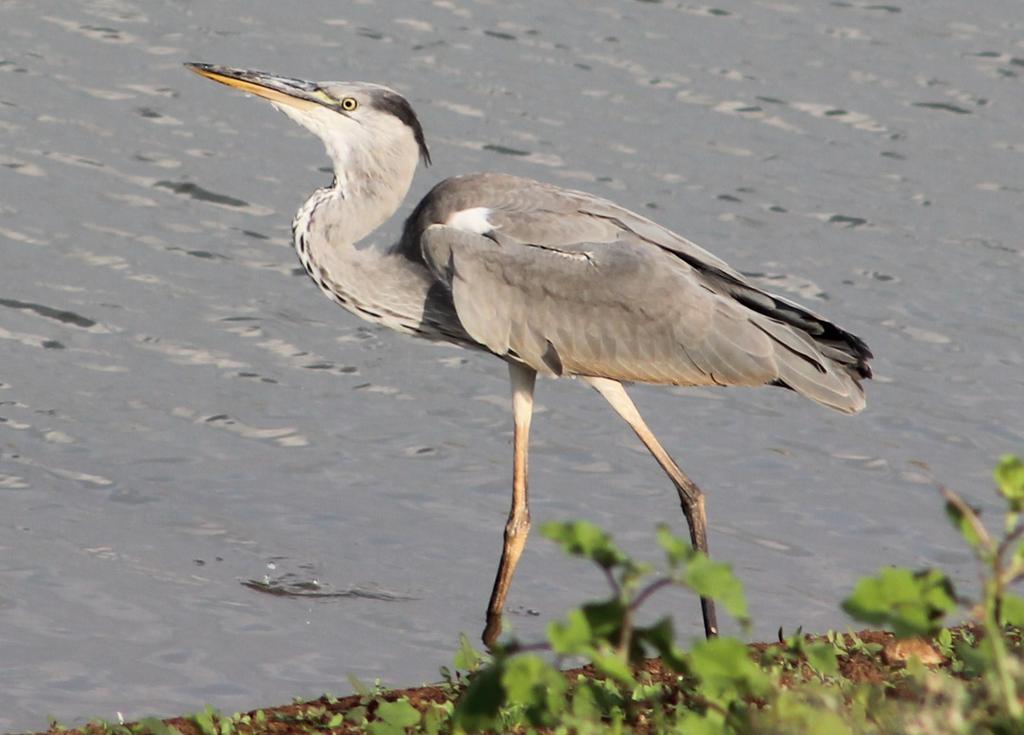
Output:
[
  {"left": 843, "top": 330, "right": 873, "bottom": 380},
  {"left": 767, "top": 292, "right": 874, "bottom": 381}
]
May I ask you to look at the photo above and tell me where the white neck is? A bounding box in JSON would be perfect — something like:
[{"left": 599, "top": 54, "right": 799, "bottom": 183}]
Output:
[
  {"left": 322, "top": 146, "right": 416, "bottom": 246},
  {"left": 289, "top": 134, "right": 435, "bottom": 335},
  {"left": 275, "top": 99, "right": 420, "bottom": 246}
]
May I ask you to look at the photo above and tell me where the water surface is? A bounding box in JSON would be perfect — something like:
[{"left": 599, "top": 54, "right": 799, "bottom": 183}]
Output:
[{"left": 1, "top": 0, "right": 1022, "bottom": 729}]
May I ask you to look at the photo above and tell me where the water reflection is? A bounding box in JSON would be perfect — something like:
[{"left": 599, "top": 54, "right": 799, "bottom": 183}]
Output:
[{"left": 243, "top": 577, "right": 414, "bottom": 602}]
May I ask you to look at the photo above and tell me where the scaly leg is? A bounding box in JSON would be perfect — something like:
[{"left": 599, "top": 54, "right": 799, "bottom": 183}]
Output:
[
  {"left": 483, "top": 362, "right": 537, "bottom": 647},
  {"left": 583, "top": 376, "right": 719, "bottom": 638}
]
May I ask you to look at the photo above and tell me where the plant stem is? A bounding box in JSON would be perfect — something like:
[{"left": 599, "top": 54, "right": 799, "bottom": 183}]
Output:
[
  {"left": 983, "top": 586, "right": 1022, "bottom": 720},
  {"left": 603, "top": 566, "right": 622, "bottom": 597},
  {"left": 942, "top": 487, "right": 995, "bottom": 555},
  {"left": 629, "top": 577, "right": 673, "bottom": 613}
]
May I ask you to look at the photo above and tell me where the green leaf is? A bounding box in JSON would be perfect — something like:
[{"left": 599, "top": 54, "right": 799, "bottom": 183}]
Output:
[
  {"left": 134, "top": 719, "right": 182, "bottom": 735},
  {"left": 995, "top": 455, "right": 1024, "bottom": 510},
  {"left": 825, "top": 629, "right": 847, "bottom": 654},
  {"left": 634, "top": 617, "right": 688, "bottom": 674},
  {"left": 804, "top": 642, "right": 840, "bottom": 677},
  {"left": 935, "top": 627, "right": 954, "bottom": 657},
  {"left": 578, "top": 677, "right": 628, "bottom": 722},
  {"left": 327, "top": 713, "right": 345, "bottom": 728},
  {"left": 1000, "top": 593, "right": 1024, "bottom": 626},
  {"left": 421, "top": 703, "right": 450, "bottom": 735},
  {"left": 766, "top": 689, "right": 855, "bottom": 735},
  {"left": 590, "top": 649, "right": 637, "bottom": 688},
  {"left": 541, "top": 521, "right": 628, "bottom": 569},
  {"left": 548, "top": 608, "right": 594, "bottom": 655},
  {"left": 453, "top": 633, "right": 484, "bottom": 672},
  {"left": 191, "top": 708, "right": 219, "bottom": 735},
  {"left": 546, "top": 598, "right": 629, "bottom": 656},
  {"left": 580, "top": 599, "right": 627, "bottom": 644},
  {"left": 376, "top": 699, "right": 421, "bottom": 729},
  {"left": 656, "top": 524, "right": 691, "bottom": 568},
  {"left": 656, "top": 526, "right": 750, "bottom": 622},
  {"left": 688, "top": 636, "right": 770, "bottom": 700},
  {"left": 346, "top": 673, "right": 372, "bottom": 698},
  {"left": 630, "top": 681, "right": 664, "bottom": 702},
  {"left": 501, "top": 654, "right": 567, "bottom": 726},
  {"left": 569, "top": 682, "right": 601, "bottom": 722},
  {"left": 452, "top": 662, "right": 506, "bottom": 731},
  {"left": 676, "top": 710, "right": 728, "bottom": 735},
  {"left": 681, "top": 553, "right": 749, "bottom": 622},
  {"left": 366, "top": 721, "right": 402, "bottom": 735},
  {"left": 345, "top": 706, "right": 368, "bottom": 725},
  {"left": 1013, "top": 540, "right": 1024, "bottom": 569},
  {"left": 953, "top": 638, "right": 989, "bottom": 678},
  {"left": 841, "top": 567, "right": 957, "bottom": 638}
]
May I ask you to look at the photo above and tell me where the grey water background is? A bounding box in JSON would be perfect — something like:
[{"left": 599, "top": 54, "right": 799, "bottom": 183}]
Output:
[{"left": 1, "top": 0, "right": 1022, "bottom": 728}]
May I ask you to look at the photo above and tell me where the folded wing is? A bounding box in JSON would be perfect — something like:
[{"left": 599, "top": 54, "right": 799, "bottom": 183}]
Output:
[{"left": 411, "top": 173, "right": 871, "bottom": 414}]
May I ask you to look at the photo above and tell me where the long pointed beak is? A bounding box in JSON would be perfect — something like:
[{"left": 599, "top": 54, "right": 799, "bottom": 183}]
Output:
[{"left": 185, "top": 63, "right": 333, "bottom": 112}]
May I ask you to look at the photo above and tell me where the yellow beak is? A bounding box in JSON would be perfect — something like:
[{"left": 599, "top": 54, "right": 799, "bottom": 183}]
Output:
[{"left": 185, "top": 63, "right": 327, "bottom": 111}]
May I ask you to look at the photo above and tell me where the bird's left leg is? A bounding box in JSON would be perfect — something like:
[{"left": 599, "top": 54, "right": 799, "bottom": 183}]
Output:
[
  {"left": 483, "top": 362, "right": 537, "bottom": 648},
  {"left": 583, "top": 376, "right": 719, "bottom": 639}
]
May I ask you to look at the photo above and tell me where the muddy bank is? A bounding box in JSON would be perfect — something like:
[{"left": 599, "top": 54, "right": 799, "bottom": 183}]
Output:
[{"left": 30, "top": 627, "right": 971, "bottom": 735}]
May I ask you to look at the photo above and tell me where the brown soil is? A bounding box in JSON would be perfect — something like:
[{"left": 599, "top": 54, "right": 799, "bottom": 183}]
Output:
[{"left": 34, "top": 627, "right": 974, "bottom": 735}]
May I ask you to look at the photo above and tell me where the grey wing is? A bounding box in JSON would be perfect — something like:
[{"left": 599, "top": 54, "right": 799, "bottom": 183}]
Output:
[
  {"left": 413, "top": 174, "right": 870, "bottom": 414},
  {"left": 572, "top": 193, "right": 873, "bottom": 383},
  {"left": 421, "top": 224, "right": 729, "bottom": 383},
  {"left": 420, "top": 224, "right": 864, "bottom": 413},
  {"left": 403, "top": 173, "right": 742, "bottom": 278}
]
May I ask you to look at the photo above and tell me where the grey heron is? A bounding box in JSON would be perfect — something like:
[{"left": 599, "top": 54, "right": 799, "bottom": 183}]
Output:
[{"left": 185, "top": 63, "right": 872, "bottom": 646}]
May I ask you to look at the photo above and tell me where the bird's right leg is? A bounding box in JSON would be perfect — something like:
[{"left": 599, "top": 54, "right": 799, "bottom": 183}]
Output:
[
  {"left": 583, "top": 376, "right": 719, "bottom": 639},
  {"left": 483, "top": 362, "right": 537, "bottom": 648}
]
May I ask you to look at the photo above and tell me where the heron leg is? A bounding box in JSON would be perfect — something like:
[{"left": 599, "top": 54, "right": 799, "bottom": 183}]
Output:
[
  {"left": 483, "top": 362, "right": 538, "bottom": 647},
  {"left": 583, "top": 376, "right": 719, "bottom": 639}
]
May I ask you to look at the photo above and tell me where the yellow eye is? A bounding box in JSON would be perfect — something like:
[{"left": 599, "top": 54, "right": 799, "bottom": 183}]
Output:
[{"left": 340, "top": 97, "right": 358, "bottom": 112}]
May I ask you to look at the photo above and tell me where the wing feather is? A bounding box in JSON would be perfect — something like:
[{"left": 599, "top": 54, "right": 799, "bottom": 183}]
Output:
[{"left": 412, "top": 173, "right": 871, "bottom": 413}]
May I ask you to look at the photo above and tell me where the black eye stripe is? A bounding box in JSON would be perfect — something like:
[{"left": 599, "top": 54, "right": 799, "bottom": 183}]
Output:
[{"left": 367, "top": 89, "right": 431, "bottom": 166}]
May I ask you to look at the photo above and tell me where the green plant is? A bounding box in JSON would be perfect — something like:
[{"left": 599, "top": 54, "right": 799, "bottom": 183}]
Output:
[
  {"left": 839, "top": 453, "right": 1024, "bottom": 730},
  {"left": 446, "top": 456, "right": 1024, "bottom": 733},
  {"left": 451, "top": 520, "right": 761, "bottom": 732}
]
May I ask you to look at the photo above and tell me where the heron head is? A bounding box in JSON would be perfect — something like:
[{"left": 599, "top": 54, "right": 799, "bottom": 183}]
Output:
[{"left": 186, "top": 63, "right": 430, "bottom": 188}]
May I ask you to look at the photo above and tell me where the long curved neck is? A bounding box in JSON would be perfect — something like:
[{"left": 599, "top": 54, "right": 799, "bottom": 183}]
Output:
[
  {"left": 290, "top": 151, "right": 450, "bottom": 337},
  {"left": 316, "top": 135, "right": 418, "bottom": 244}
]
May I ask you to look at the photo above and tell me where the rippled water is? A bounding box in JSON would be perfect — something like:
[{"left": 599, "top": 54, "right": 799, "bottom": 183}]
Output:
[{"left": 2, "top": 0, "right": 1022, "bottom": 729}]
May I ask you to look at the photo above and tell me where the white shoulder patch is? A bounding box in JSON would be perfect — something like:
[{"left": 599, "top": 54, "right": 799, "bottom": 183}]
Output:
[{"left": 446, "top": 207, "right": 495, "bottom": 235}]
